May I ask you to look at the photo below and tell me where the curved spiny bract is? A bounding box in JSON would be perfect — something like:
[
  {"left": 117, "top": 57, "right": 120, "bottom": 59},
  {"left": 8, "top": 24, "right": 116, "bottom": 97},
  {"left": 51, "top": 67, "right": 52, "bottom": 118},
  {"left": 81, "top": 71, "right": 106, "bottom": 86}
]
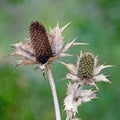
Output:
[{"left": 30, "top": 21, "right": 53, "bottom": 64}]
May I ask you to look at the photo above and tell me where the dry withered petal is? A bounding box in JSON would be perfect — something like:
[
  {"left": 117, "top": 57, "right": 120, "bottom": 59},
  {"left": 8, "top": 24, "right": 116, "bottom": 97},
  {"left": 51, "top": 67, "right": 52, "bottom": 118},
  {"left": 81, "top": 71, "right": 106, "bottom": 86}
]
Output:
[{"left": 30, "top": 21, "right": 53, "bottom": 64}]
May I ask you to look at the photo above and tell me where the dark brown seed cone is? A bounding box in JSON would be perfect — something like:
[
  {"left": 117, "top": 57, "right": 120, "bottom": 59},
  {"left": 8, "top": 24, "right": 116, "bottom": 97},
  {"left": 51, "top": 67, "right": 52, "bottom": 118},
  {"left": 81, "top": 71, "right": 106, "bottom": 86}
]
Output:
[
  {"left": 77, "top": 53, "right": 94, "bottom": 80},
  {"left": 30, "top": 21, "right": 53, "bottom": 64}
]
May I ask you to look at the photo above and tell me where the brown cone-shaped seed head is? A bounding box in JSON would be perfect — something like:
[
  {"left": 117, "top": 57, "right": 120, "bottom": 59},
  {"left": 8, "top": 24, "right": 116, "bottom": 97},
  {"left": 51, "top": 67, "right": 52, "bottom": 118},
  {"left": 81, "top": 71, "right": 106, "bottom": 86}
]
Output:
[
  {"left": 77, "top": 53, "right": 94, "bottom": 80},
  {"left": 30, "top": 21, "right": 53, "bottom": 64}
]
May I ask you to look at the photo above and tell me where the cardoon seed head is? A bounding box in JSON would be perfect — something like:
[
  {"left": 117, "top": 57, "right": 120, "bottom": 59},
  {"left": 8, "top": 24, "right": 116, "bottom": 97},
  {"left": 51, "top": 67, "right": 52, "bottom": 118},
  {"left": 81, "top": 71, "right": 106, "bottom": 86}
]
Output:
[
  {"left": 77, "top": 53, "right": 94, "bottom": 81},
  {"left": 61, "top": 51, "right": 112, "bottom": 89},
  {"left": 30, "top": 21, "right": 53, "bottom": 64},
  {"left": 10, "top": 21, "right": 86, "bottom": 74}
]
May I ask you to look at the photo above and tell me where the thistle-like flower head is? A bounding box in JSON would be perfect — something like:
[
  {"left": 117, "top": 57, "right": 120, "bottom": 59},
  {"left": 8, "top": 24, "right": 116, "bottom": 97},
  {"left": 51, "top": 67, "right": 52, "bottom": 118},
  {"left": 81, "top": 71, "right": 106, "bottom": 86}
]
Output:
[
  {"left": 30, "top": 21, "right": 53, "bottom": 64},
  {"left": 61, "top": 51, "right": 112, "bottom": 89},
  {"left": 11, "top": 21, "right": 86, "bottom": 75}
]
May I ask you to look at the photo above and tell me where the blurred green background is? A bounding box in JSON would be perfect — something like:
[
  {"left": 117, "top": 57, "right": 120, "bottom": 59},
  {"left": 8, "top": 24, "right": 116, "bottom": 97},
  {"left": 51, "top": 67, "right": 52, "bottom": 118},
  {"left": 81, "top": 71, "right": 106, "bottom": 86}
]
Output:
[{"left": 0, "top": 0, "right": 119, "bottom": 120}]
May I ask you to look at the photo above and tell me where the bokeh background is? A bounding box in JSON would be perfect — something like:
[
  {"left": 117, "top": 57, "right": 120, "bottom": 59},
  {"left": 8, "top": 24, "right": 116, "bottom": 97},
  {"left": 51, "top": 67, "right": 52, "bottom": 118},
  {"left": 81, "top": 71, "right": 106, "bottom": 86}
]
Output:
[{"left": 0, "top": 0, "right": 119, "bottom": 120}]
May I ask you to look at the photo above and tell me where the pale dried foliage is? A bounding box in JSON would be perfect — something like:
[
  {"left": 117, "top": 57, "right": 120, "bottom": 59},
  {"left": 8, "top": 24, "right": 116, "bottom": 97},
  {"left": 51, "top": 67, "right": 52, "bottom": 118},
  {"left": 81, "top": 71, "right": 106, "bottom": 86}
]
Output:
[{"left": 64, "top": 82, "right": 96, "bottom": 117}]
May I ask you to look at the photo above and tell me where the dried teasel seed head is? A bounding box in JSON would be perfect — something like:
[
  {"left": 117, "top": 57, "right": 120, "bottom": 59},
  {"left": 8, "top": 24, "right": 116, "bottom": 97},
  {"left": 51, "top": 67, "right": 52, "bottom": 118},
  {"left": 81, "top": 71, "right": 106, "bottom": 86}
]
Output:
[
  {"left": 30, "top": 21, "right": 53, "bottom": 64},
  {"left": 77, "top": 53, "right": 94, "bottom": 80}
]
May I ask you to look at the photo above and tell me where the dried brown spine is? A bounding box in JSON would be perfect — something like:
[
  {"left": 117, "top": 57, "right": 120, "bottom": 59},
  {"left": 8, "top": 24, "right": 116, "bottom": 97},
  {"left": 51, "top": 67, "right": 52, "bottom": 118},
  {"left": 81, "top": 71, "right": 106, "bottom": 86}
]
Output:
[{"left": 30, "top": 21, "right": 53, "bottom": 64}]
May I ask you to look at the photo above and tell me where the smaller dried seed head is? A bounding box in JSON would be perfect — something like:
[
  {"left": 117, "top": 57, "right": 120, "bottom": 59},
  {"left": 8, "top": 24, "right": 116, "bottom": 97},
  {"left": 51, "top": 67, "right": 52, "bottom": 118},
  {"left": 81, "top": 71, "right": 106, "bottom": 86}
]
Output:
[
  {"left": 30, "top": 21, "right": 53, "bottom": 64},
  {"left": 77, "top": 53, "right": 94, "bottom": 80}
]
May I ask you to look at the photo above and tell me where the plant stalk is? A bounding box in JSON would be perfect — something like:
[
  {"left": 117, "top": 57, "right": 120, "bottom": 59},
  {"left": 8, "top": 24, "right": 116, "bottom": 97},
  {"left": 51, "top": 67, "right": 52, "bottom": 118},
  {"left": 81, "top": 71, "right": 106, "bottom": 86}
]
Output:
[{"left": 46, "top": 64, "right": 61, "bottom": 120}]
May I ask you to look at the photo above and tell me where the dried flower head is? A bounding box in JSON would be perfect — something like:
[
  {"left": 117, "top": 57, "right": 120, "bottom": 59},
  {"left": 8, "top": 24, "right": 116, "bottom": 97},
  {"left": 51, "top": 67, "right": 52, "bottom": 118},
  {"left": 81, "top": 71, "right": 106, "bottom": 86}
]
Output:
[
  {"left": 11, "top": 21, "right": 86, "bottom": 74},
  {"left": 77, "top": 52, "right": 94, "bottom": 80},
  {"left": 61, "top": 51, "right": 112, "bottom": 89},
  {"left": 30, "top": 21, "right": 53, "bottom": 64}
]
